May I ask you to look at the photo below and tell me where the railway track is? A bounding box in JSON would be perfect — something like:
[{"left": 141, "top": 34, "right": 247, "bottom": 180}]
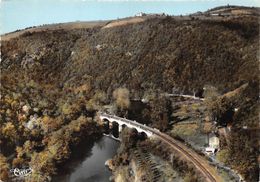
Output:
[
  {"left": 129, "top": 120, "right": 218, "bottom": 181},
  {"left": 99, "top": 113, "right": 220, "bottom": 182},
  {"left": 154, "top": 131, "right": 217, "bottom": 182}
]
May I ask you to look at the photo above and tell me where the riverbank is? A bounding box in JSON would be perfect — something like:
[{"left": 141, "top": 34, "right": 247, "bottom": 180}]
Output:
[{"left": 53, "top": 136, "right": 119, "bottom": 182}]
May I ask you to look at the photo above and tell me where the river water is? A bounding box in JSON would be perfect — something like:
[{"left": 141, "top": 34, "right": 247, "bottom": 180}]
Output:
[{"left": 53, "top": 136, "right": 120, "bottom": 182}]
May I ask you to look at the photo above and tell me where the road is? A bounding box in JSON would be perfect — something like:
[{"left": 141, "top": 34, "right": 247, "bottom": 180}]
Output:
[
  {"left": 163, "top": 93, "right": 205, "bottom": 101},
  {"left": 100, "top": 113, "right": 222, "bottom": 182}
]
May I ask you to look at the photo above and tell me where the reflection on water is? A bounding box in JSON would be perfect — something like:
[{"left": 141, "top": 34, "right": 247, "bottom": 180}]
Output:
[{"left": 53, "top": 136, "right": 119, "bottom": 182}]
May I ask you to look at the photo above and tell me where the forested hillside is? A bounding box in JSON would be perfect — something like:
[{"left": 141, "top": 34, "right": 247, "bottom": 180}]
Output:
[
  {"left": 1, "top": 6, "right": 259, "bottom": 181},
  {"left": 2, "top": 15, "right": 259, "bottom": 96}
]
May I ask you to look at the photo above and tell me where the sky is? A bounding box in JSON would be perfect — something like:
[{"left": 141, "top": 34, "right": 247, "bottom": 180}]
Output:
[{"left": 0, "top": 0, "right": 259, "bottom": 34}]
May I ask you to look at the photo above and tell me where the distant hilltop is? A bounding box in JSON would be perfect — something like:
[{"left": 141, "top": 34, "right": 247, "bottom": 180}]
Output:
[
  {"left": 1, "top": 5, "right": 259, "bottom": 41},
  {"left": 193, "top": 5, "right": 260, "bottom": 16},
  {"left": 134, "top": 5, "right": 260, "bottom": 17}
]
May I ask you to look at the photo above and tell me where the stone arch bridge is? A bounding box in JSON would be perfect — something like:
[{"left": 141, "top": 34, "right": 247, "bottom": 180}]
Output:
[{"left": 99, "top": 112, "right": 154, "bottom": 137}]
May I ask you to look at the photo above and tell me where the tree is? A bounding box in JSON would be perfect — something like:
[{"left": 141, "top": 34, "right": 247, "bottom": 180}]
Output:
[
  {"left": 203, "top": 85, "right": 220, "bottom": 99},
  {"left": 206, "top": 97, "right": 234, "bottom": 126},
  {"left": 149, "top": 97, "right": 170, "bottom": 131},
  {"left": 227, "top": 129, "right": 258, "bottom": 181},
  {"left": 113, "top": 88, "right": 130, "bottom": 110},
  {"left": 216, "top": 149, "right": 229, "bottom": 164},
  {"left": 1, "top": 122, "right": 19, "bottom": 143},
  {"left": 183, "top": 172, "right": 199, "bottom": 182},
  {"left": 120, "top": 128, "right": 139, "bottom": 151},
  {"left": 0, "top": 154, "right": 9, "bottom": 181},
  {"left": 86, "top": 90, "right": 106, "bottom": 111}
]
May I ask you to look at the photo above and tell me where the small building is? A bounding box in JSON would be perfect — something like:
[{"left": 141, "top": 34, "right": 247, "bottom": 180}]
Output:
[
  {"left": 135, "top": 12, "right": 146, "bottom": 17},
  {"left": 209, "top": 135, "right": 220, "bottom": 149},
  {"left": 205, "top": 133, "right": 220, "bottom": 155},
  {"left": 141, "top": 98, "right": 148, "bottom": 103},
  {"left": 242, "top": 126, "right": 248, "bottom": 130},
  {"left": 205, "top": 147, "right": 217, "bottom": 154}
]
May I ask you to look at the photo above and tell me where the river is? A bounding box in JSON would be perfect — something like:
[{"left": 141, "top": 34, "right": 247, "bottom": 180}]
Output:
[{"left": 52, "top": 136, "right": 120, "bottom": 182}]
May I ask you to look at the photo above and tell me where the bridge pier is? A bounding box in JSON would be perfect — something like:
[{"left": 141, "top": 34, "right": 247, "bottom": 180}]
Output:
[{"left": 119, "top": 124, "right": 122, "bottom": 132}]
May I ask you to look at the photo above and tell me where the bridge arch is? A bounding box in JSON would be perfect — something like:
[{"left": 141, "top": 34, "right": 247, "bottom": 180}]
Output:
[
  {"left": 139, "top": 131, "right": 148, "bottom": 140},
  {"left": 111, "top": 121, "right": 119, "bottom": 138},
  {"left": 122, "top": 124, "right": 127, "bottom": 129},
  {"left": 102, "top": 118, "right": 110, "bottom": 134}
]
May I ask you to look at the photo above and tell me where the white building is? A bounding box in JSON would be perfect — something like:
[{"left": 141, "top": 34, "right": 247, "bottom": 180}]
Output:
[
  {"left": 135, "top": 12, "right": 146, "bottom": 17},
  {"left": 209, "top": 135, "right": 220, "bottom": 149},
  {"left": 205, "top": 147, "right": 217, "bottom": 154},
  {"left": 205, "top": 134, "right": 220, "bottom": 155}
]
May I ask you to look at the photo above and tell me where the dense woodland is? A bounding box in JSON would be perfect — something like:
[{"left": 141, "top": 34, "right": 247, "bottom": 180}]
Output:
[{"left": 0, "top": 7, "right": 259, "bottom": 181}]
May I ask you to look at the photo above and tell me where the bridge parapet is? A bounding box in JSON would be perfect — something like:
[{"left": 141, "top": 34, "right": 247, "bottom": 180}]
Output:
[{"left": 99, "top": 113, "right": 153, "bottom": 137}]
